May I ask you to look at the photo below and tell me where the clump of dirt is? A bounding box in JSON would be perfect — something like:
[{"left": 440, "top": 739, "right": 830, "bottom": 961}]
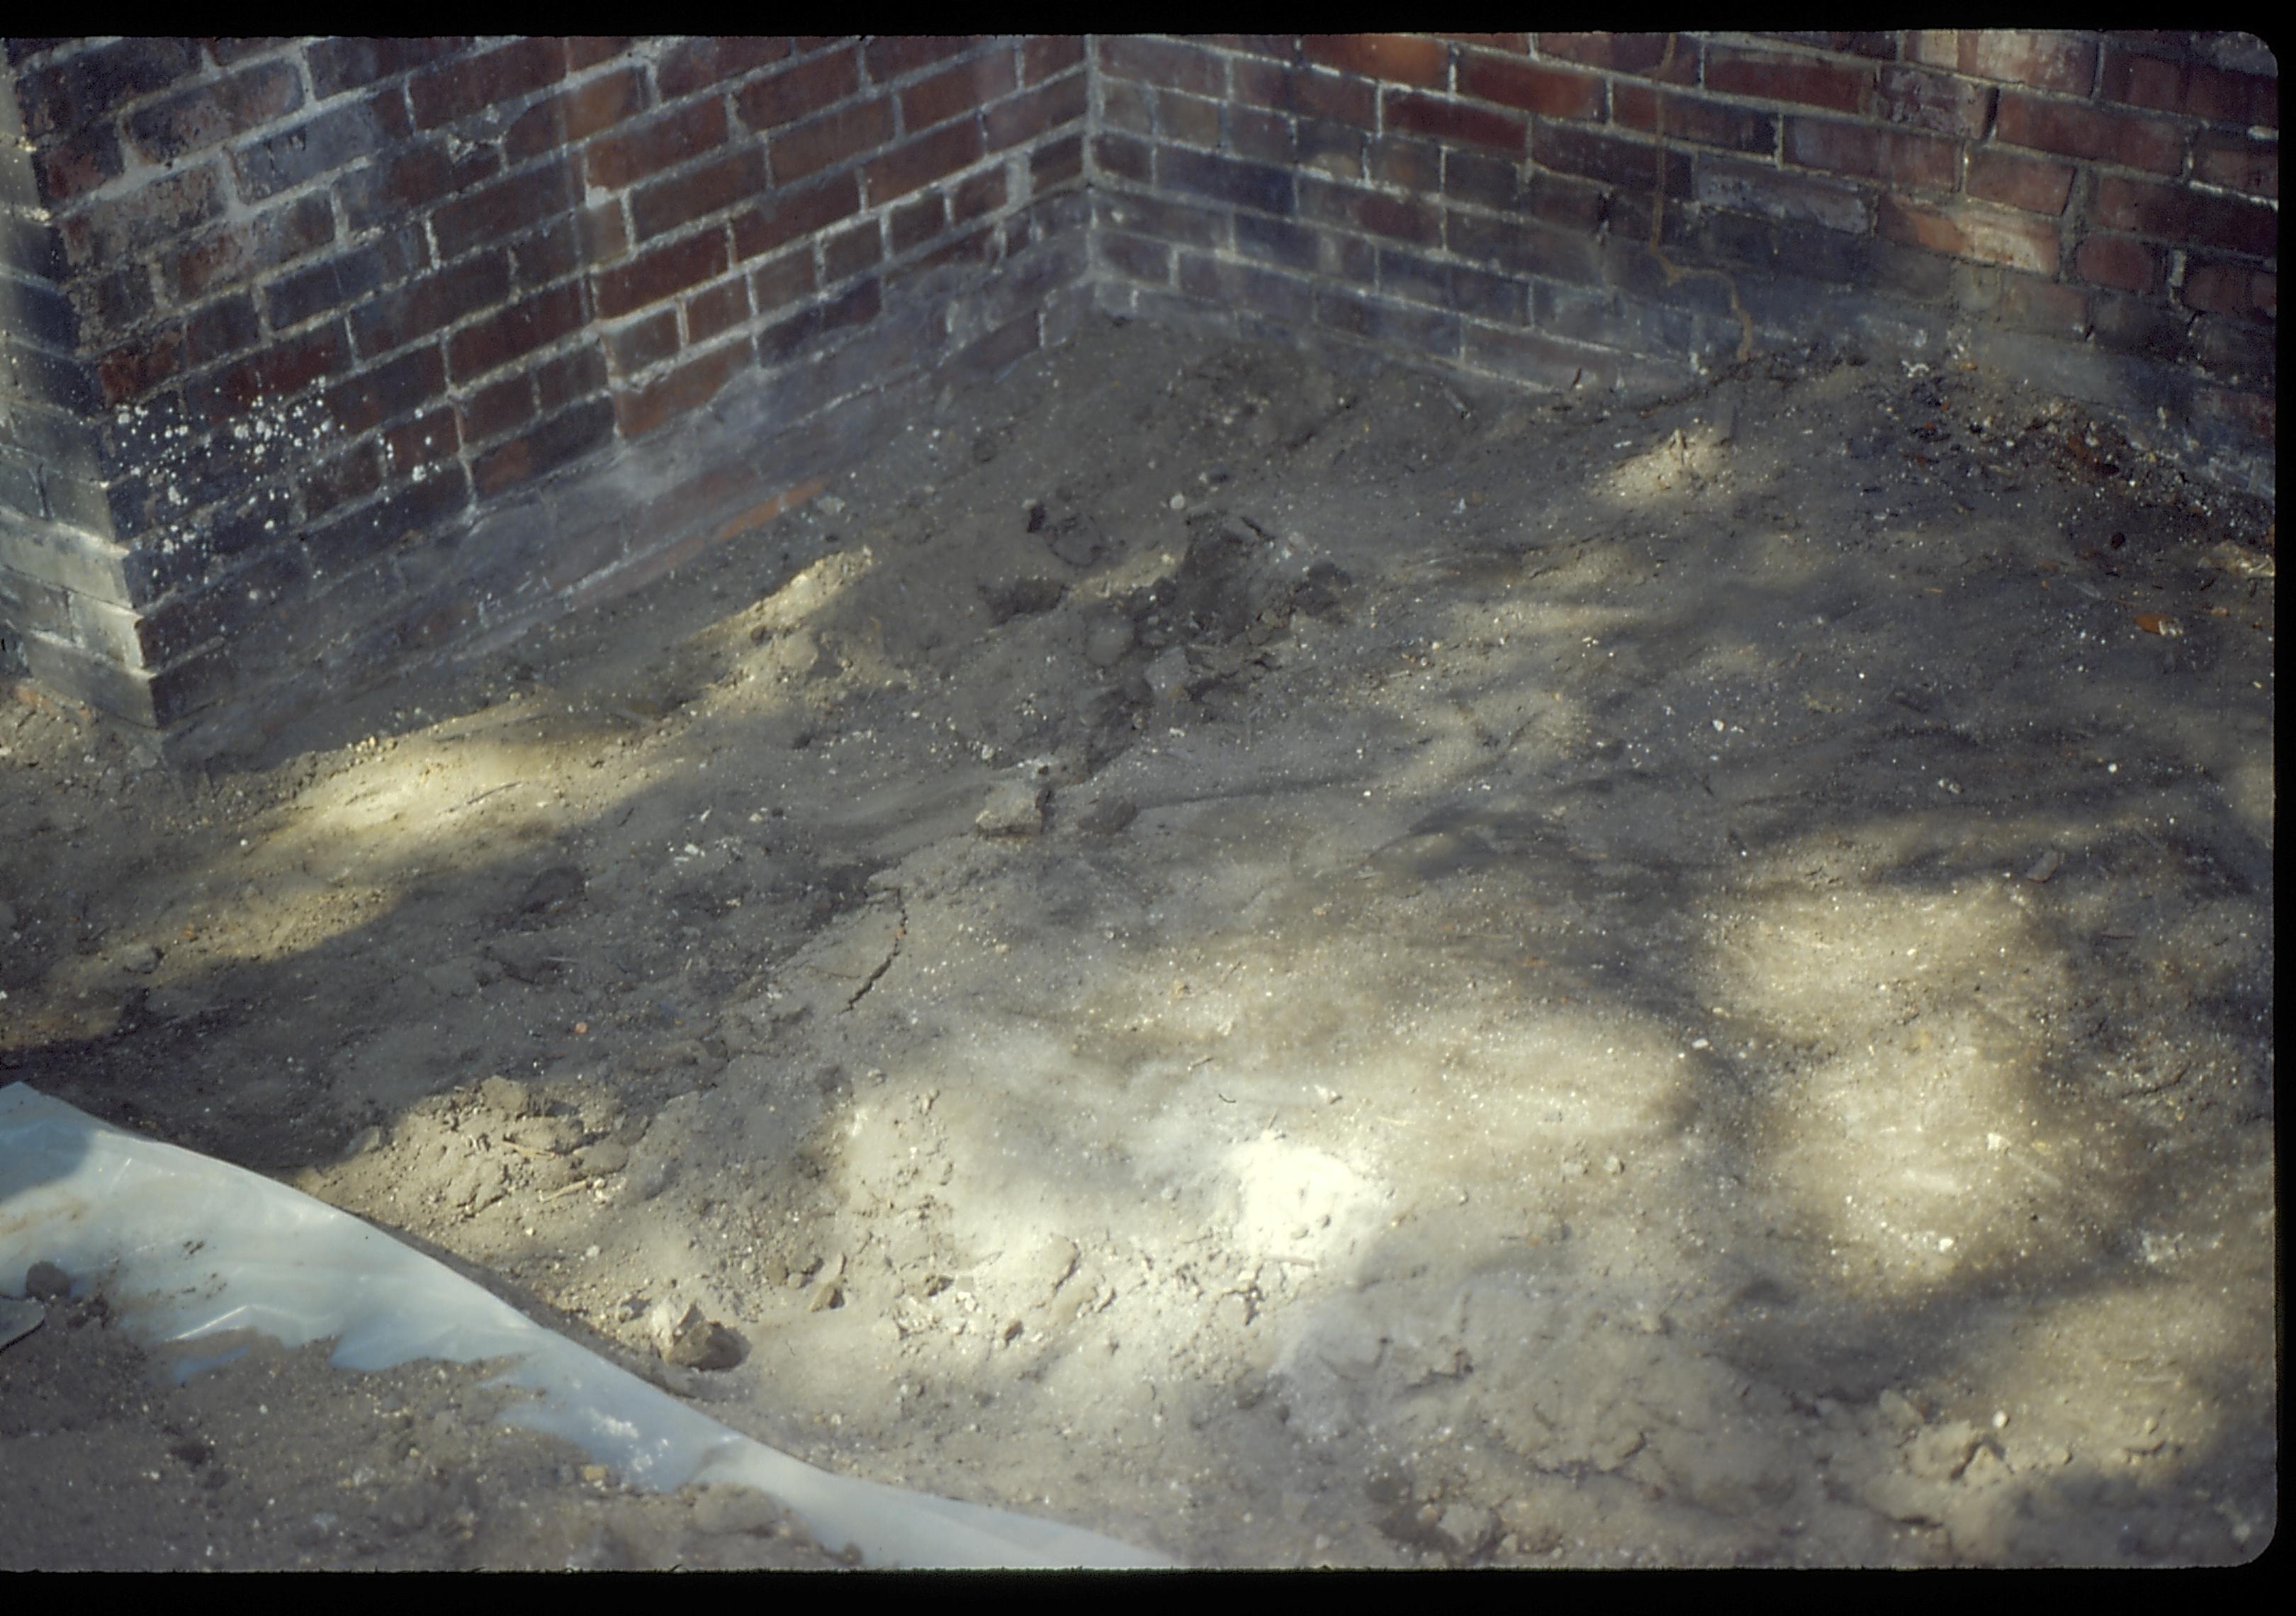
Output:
[{"left": 1, "top": 315, "right": 2275, "bottom": 1568}]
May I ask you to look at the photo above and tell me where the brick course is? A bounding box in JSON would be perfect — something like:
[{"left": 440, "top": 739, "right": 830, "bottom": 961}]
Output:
[{"left": 0, "top": 31, "right": 2273, "bottom": 753}]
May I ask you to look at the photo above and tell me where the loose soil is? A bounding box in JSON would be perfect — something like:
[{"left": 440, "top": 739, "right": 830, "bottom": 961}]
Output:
[{"left": 1, "top": 316, "right": 2275, "bottom": 1569}]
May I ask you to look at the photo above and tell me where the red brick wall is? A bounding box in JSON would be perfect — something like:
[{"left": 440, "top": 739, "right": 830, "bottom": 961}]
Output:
[
  {"left": 0, "top": 32, "right": 2274, "bottom": 747},
  {"left": 1092, "top": 30, "right": 2275, "bottom": 487},
  {"left": 0, "top": 35, "right": 1088, "bottom": 741}
]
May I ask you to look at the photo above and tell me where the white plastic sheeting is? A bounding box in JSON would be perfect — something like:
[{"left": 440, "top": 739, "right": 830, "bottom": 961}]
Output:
[{"left": 0, "top": 1082, "right": 1172, "bottom": 1569}]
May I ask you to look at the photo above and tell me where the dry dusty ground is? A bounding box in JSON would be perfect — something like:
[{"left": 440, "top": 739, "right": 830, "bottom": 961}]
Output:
[{"left": 0, "top": 314, "right": 2277, "bottom": 1569}]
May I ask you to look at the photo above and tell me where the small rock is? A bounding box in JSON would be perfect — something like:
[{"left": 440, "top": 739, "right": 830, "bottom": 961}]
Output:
[
  {"left": 422, "top": 960, "right": 480, "bottom": 999},
  {"left": 341, "top": 1125, "right": 385, "bottom": 1161},
  {"left": 1084, "top": 617, "right": 1135, "bottom": 668},
  {"left": 1876, "top": 1387, "right": 1925, "bottom": 1437},
  {"left": 1143, "top": 646, "right": 1193, "bottom": 705},
  {"left": 647, "top": 1298, "right": 704, "bottom": 1354},
  {"left": 25, "top": 1260, "right": 72, "bottom": 1301},
  {"left": 1076, "top": 795, "right": 1138, "bottom": 836},
  {"left": 114, "top": 941, "right": 161, "bottom": 975},
  {"left": 975, "top": 780, "right": 1048, "bottom": 837},
  {"left": 578, "top": 1138, "right": 630, "bottom": 1177},
  {"left": 478, "top": 1075, "right": 534, "bottom": 1119},
  {"left": 2023, "top": 849, "right": 2063, "bottom": 883},
  {"left": 1021, "top": 1235, "right": 1080, "bottom": 1308},
  {"left": 1906, "top": 1420, "right": 1986, "bottom": 1482},
  {"left": 667, "top": 1318, "right": 747, "bottom": 1372},
  {"left": 516, "top": 863, "right": 586, "bottom": 916}
]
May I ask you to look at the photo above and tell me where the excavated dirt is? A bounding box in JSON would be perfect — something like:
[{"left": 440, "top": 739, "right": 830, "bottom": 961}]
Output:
[{"left": 0, "top": 313, "right": 2276, "bottom": 1569}]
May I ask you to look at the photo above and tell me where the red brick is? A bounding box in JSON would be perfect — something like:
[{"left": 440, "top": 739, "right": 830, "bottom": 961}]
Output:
[
  {"left": 658, "top": 34, "right": 794, "bottom": 99},
  {"left": 2094, "top": 174, "right": 2275, "bottom": 257},
  {"left": 1158, "top": 89, "right": 1222, "bottom": 148},
  {"left": 1995, "top": 92, "right": 2185, "bottom": 176},
  {"left": 1098, "top": 229, "right": 1171, "bottom": 282},
  {"left": 33, "top": 124, "right": 124, "bottom": 204},
  {"left": 1966, "top": 147, "right": 2073, "bottom": 215},
  {"left": 1784, "top": 116, "right": 1958, "bottom": 191},
  {"left": 1161, "top": 146, "right": 1297, "bottom": 214},
  {"left": 823, "top": 221, "right": 884, "bottom": 280},
  {"left": 1613, "top": 86, "right": 1776, "bottom": 152},
  {"left": 1225, "top": 103, "right": 1293, "bottom": 164},
  {"left": 2190, "top": 129, "right": 2277, "bottom": 199},
  {"left": 604, "top": 309, "right": 677, "bottom": 376},
  {"left": 124, "top": 60, "right": 304, "bottom": 164},
  {"left": 457, "top": 373, "right": 534, "bottom": 443},
  {"left": 864, "top": 120, "right": 983, "bottom": 206},
  {"left": 305, "top": 37, "right": 468, "bottom": 100},
  {"left": 536, "top": 342, "right": 607, "bottom": 410},
  {"left": 301, "top": 439, "right": 385, "bottom": 518},
  {"left": 902, "top": 49, "right": 1018, "bottom": 130},
  {"left": 1534, "top": 33, "right": 1697, "bottom": 84},
  {"left": 585, "top": 98, "right": 728, "bottom": 191},
  {"left": 324, "top": 344, "right": 448, "bottom": 434},
  {"left": 340, "top": 139, "right": 497, "bottom": 232},
  {"left": 978, "top": 71, "right": 1083, "bottom": 153},
  {"left": 164, "top": 194, "right": 336, "bottom": 301},
  {"left": 15, "top": 37, "right": 201, "bottom": 138},
  {"left": 409, "top": 36, "right": 568, "bottom": 129},
  {"left": 1098, "top": 35, "right": 1227, "bottom": 96},
  {"left": 1458, "top": 54, "right": 1603, "bottom": 119},
  {"left": 1906, "top": 30, "right": 2095, "bottom": 96},
  {"left": 734, "top": 46, "right": 861, "bottom": 132},
  {"left": 1999, "top": 274, "right": 2088, "bottom": 337},
  {"left": 1385, "top": 89, "right": 1526, "bottom": 153},
  {"left": 612, "top": 340, "right": 743, "bottom": 439},
  {"left": 1753, "top": 32, "right": 1898, "bottom": 61},
  {"left": 1696, "top": 159, "right": 1874, "bottom": 233},
  {"left": 446, "top": 281, "right": 586, "bottom": 383},
  {"left": 471, "top": 397, "right": 614, "bottom": 495},
  {"left": 1873, "top": 64, "right": 1995, "bottom": 139},
  {"left": 1369, "top": 136, "right": 1441, "bottom": 191},
  {"left": 2073, "top": 232, "right": 2160, "bottom": 294},
  {"left": 430, "top": 155, "right": 583, "bottom": 260},
  {"left": 1032, "top": 132, "right": 1084, "bottom": 190},
  {"left": 2182, "top": 259, "right": 2274, "bottom": 322},
  {"left": 502, "top": 67, "right": 645, "bottom": 162},
  {"left": 750, "top": 248, "right": 816, "bottom": 312},
  {"left": 1093, "top": 130, "right": 1153, "bottom": 184},
  {"left": 189, "top": 321, "right": 351, "bottom": 423},
  {"left": 55, "top": 165, "right": 225, "bottom": 269},
  {"left": 1232, "top": 60, "right": 1378, "bottom": 127},
  {"left": 591, "top": 228, "right": 728, "bottom": 319},
  {"left": 1878, "top": 196, "right": 2059, "bottom": 274},
  {"left": 1023, "top": 35, "right": 1085, "bottom": 85},
  {"left": 1300, "top": 175, "right": 1440, "bottom": 244},
  {"left": 566, "top": 38, "right": 634, "bottom": 71},
  {"left": 1444, "top": 34, "right": 1530, "bottom": 55},
  {"left": 1178, "top": 252, "right": 1317, "bottom": 326},
  {"left": 2100, "top": 45, "right": 2277, "bottom": 128},
  {"left": 731, "top": 172, "right": 861, "bottom": 259},
  {"left": 952, "top": 164, "right": 1007, "bottom": 223},
  {"left": 631, "top": 147, "right": 769, "bottom": 241},
  {"left": 1706, "top": 44, "right": 1872, "bottom": 113},
  {"left": 1303, "top": 33, "right": 1447, "bottom": 87},
  {"left": 382, "top": 407, "right": 458, "bottom": 476},
  {"left": 1102, "top": 77, "right": 1152, "bottom": 134},
  {"left": 889, "top": 192, "right": 945, "bottom": 254},
  {"left": 864, "top": 35, "right": 973, "bottom": 82},
  {"left": 772, "top": 97, "right": 896, "bottom": 183},
  {"left": 1536, "top": 123, "right": 1694, "bottom": 196}
]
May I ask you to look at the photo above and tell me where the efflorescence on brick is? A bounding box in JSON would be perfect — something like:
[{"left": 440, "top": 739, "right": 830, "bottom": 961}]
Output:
[{"left": 0, "top": 32, "right": 2276, "bottom": 752}]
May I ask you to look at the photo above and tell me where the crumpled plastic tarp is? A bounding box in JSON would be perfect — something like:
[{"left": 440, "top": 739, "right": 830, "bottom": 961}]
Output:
[{"left": 0, "top": 1082, "right": 1171, "bottom": 1569}]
